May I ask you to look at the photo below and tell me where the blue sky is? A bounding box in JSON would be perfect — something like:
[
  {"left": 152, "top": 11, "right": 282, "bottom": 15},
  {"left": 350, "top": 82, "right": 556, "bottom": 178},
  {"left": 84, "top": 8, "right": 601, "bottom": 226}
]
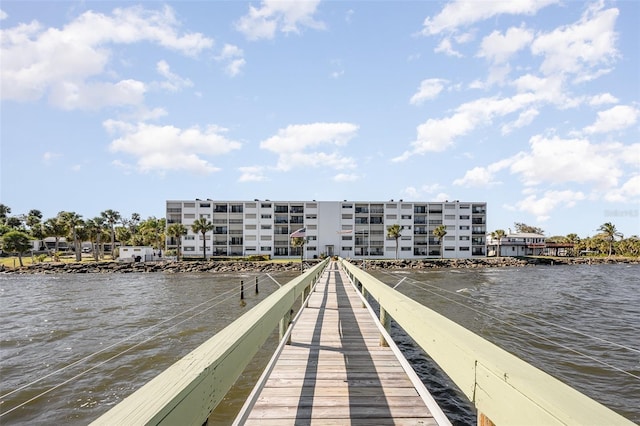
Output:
[{"left": 1, "top": 0, "right": 638, "bottom": 238}]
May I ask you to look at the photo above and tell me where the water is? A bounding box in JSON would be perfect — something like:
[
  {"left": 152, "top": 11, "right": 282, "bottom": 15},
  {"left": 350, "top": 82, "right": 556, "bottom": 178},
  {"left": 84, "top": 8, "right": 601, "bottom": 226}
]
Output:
[{"left": 1, "top": 265, "right": 638, "bottom": 424}]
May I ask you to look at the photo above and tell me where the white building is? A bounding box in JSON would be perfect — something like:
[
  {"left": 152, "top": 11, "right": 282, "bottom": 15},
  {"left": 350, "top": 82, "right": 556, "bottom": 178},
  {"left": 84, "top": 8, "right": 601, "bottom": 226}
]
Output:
[
  {"left": 487, "top": 233, "right": 546, "bottom": 257},
  {"left": 166, "top": 200, "right": 487, "bottom": 259}
]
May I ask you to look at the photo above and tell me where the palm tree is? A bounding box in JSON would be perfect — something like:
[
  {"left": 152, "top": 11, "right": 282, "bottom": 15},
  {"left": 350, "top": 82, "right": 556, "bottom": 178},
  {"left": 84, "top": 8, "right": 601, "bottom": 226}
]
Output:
[
  {"left": 191, "top": 217, "right": 214, "bottom": 260},
  {"left": 101, "top": 209, "right": 121, "bottom": 259},
  {"left": 1, "top": 230, "right": 32, "bottom": 267},
  {"left": 58, "top": 211, "right": 83, "bottom": 261},
  {"left": 565, "top": 233, "right": 580, "bottom": 256},
  {"left": 85, "top": 217, "right": 108, "bottom": 261},
  {"left": 166, "top": 223, "right": 187, "bottom": 260},
  {"left": 139, "top": 217, "right": 166, "bottom": 253},
  {"left": 386, "top": 224, "right": 402, "bottom": 259},
  {"left": 491, "top": 229, "right": 506, "bottom": 257},
  {"left": 433, "top": 224, "right": 447, "bottom": 259},
  {"left": 43, "top": 217, "right": 68, "bottom": 254},
  {"left": 597, "top": 222, "right": 623, "bottom": 256}
]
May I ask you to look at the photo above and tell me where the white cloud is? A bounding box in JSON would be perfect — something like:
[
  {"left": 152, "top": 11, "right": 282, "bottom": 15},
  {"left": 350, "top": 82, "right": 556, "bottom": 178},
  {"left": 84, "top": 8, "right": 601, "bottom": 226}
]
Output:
[
  {"left": 410, "top": 78, "right": 448, "bottom": 105},
  {"left": 583, "top": 105, "right": 639, "bottom": 134},
  {"left": 238, "top": 166, "right": 267, "bottom": 182},
  {"left": 453, "top": 157, "right": 512, "bottom": 188},
  {"left": 42, "top": 151, "right": 61, "bottom": 165},
  {"left": 260, "top": 122, "right": 359, "bottom": 171},
  {"left": 216, "top": 44, "right": 246, "bottom": 77},
  {"left": 478, "top": 26, "right": 533, "bottom": 64},
  {"left": 509, "top": 135, "right": 625, "bottom": 188},
  {"left": 513, "top": 190, "right": 586, "bottom": 222},
  {"left": 333, "top": 173, "right": 359, "bottom": 182},
  {"left": 588, "top": 93, "right": 618, "bottom": 106},
  {"left": 401, "top": 183, "right": 446, "bottom": 199},
  {"left": 236, "top": 0, "right": 325, "bottom": 41},
  {"left": 0, "top": 5, "right": 213, "bottom": 107},
  {"left": 421, "top": 0, "right": 557, "bottom": 35},
  {"left": 434, "top": 38, "right": 462, "bottom": 57},
  {"left": 0, "top": 9, "right": 7, "bottom": 20},
  {"left": 156, "top": 60, "right": 194, "bottom": 92},
  {"left": 501, "top": 108, "right": 539, "bottom": 134},
  {"left": 531, "top": 4, "right": 619, "bottom": 80},
  {"left": 395, "top": 94, "right": 537, "bottom": 161},
  {"left": 104, "top": 120, "right": 241, "bottom": 174},
  {"left": 604, "top": 175, "right": 640, "bottom": 202}
]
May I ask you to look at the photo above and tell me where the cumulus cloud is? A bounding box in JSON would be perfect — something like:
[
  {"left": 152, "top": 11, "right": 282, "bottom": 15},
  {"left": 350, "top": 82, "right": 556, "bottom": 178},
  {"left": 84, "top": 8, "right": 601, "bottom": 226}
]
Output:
[
  {"left": 1, "top": 5, "right": 213, "bottom": 108},
  {"left": 236, "top": 0, "right": 325, "bottom": 41},
  {"left": 512, "top": 190, "right": 586, "bottom": 222},
  {"left": 410, "top": 79, "right": 448, "bottom": 105},
  {"left": 216, "top": 44, "right": 246, "bottom": 77},
  {"left": 104, "top": 120, "right": 241, "bottom": 174},
  {"left": 478, "top": 26, "right": 533, "bottom": 64},
  {"left": 260, "top": 122, "right": 359, "bottom": 171},
  {"left": 583, "top": 105, "right": 639, "bottom": 134},
  {"left": 334, "top": 173, "right": 360, "bottom": 182},
  {"left": 531, "top": 3, "right": 619, "bottom": 80},
  {"left": 156, "top": 60, "right": 194, "bottom": 92},
  {"left": 421, "top": 0, "right": 557, "bottom": 35},
  {"left": 238, "top": 166, "right": 267, "bottom": 182}
]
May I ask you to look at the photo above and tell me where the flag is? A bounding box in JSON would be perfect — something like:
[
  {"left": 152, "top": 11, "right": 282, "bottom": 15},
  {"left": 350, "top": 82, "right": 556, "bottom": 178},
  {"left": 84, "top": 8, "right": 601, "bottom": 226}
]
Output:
[{"left": 290, "top": 227, "right": 306, "bottom": 238}]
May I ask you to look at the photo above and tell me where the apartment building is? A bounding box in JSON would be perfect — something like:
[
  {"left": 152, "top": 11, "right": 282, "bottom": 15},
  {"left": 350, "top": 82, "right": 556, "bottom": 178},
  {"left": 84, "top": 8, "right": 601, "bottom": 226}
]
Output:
[{"left": 166, "top": 200, "right": 487, "bottom": 259}]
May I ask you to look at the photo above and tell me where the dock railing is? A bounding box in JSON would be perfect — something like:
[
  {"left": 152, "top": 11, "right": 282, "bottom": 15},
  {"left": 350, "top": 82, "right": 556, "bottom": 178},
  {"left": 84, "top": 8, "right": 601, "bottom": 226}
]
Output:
[
  {"left": 339, "top": 258, "right": 634, "bottom": 426},
  {"left": 90, "top": 258, "right": 329, "bottom": 426}
]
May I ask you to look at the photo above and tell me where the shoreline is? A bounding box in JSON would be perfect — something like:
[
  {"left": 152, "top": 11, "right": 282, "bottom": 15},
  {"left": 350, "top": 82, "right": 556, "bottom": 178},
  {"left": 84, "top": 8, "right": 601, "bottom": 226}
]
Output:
[{"left": 1, "top": 256, "right": 638, "bottom": 274}]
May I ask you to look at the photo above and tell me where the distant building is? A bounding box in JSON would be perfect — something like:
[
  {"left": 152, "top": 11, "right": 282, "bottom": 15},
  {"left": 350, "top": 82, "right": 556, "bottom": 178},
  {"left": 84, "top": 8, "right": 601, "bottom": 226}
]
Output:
[
  {"left": 166, "top": 199, "right": 487, "bottom": 259},
  {"left": 487, "top": 233, "right": 546, "bottom": 257}
]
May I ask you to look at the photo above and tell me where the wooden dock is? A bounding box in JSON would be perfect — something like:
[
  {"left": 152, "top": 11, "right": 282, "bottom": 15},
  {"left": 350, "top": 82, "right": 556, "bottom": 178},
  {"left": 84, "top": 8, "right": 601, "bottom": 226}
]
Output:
[{"left": 238, "top": 261, "right": 449, "bottom": 425}]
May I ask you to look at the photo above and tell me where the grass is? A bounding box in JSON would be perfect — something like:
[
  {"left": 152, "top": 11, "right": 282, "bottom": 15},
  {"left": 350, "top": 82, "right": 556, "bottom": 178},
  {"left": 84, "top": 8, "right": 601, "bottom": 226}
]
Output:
[{"left": 0, "top": 254, "right": 114, "bottom": 268}]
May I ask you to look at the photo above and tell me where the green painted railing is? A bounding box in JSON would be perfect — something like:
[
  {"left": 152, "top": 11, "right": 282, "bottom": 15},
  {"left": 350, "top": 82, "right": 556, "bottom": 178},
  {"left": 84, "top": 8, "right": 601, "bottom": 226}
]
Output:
[
  {"left": 339, "top": 258, "right": 634, "bottom": 426},
  {"left": 90, "top": 258, "right": 329, "bottom": 426}
]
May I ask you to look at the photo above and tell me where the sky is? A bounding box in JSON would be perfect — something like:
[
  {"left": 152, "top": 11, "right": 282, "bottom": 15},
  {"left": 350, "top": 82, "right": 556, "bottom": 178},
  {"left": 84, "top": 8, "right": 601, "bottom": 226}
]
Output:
[{"left": 1, "top": 0, "right": 639, "bottom": 238}]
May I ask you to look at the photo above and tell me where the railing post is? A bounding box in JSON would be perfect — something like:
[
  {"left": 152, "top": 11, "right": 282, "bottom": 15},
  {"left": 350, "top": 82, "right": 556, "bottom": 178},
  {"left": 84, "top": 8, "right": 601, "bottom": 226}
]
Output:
[
  {"left": 279, "top": 309, "right": 292, "bottom": 344},
  {"left": 379, "top": 307, "right": 390, "bottom": 347},
  {"left": 361, "top": 285, "right": 367, "bottom": 308}
]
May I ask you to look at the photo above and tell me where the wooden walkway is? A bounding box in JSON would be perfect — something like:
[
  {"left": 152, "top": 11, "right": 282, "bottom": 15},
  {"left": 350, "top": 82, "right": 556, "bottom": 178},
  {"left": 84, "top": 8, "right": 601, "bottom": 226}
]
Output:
[{"left": 239, "top": 261, "right": 448, "bottom": 425}]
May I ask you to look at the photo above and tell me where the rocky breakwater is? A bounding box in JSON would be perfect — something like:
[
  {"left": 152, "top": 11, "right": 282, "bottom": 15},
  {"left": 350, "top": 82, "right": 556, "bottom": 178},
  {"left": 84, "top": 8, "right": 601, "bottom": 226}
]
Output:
[
  {"left": 3, "top": 260, "right": 320, "bottom": 274},
  {"left": 356, "top": 256, "right": 639, "bottom": 270}
]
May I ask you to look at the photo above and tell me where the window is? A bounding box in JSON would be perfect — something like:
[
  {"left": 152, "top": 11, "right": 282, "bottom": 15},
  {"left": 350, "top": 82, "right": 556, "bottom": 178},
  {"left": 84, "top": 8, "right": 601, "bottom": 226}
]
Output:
[
  {"left": 460, "top": 225, "right": 470, "bottom": 230},
  {"left": 260, "top": 224, "right": 272, "bottom": 229},
  {"left": 342, "top": 246, "right": 353, "bottom": 251},
  {"left": 185, "top": 235, "right": 195, "bottom": 240},
  {"left": 184, "top": 246, "right": 195, "bottom": 251},
  {"left": 183, "top": 202, "right": 195, "bottom": 208},
  {"left": 261, "top": 246, "right": 272, "bottom": 251},
  {"left": 460, "top": 215, "right": 470, "bottom": 220},
  {"left": 460, "top": 246, "right": 470, "bottom": 251},
  {"left": 261, "top": 214, "right": 272, "bottom": 219},
  {"left": 199, "top": 202, "right": 211, "bottom": 208},
  {"left": 459, "top": 236, "right": 470, "bottom": 241},
  {"left": 184, "top": 213, "right": 195, "bottom": 219},
  {"left": 401, "top": 215, "right": 412, "bottom": 220},
  {"left": 261, "top": 203, "right": 272, "bottom": 208}
]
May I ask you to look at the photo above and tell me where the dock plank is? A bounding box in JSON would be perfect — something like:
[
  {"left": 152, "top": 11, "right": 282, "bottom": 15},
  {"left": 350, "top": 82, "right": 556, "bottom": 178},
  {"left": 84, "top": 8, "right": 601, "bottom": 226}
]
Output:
[{"left": 241, "top": 261, "right": 447, "bottom": 425}]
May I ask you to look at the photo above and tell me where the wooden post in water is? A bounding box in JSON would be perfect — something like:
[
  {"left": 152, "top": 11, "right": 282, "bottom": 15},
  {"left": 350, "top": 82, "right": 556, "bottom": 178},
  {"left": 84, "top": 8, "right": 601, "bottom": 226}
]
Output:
[
  {"left": 240, "top": 280, "right": 244, "bottom": 300},
  {"left": 379, "top": 307, "right": 390, "bottom": 347},
  {"left": 255, "top": 276, "right": 259, "bottom": 294}
]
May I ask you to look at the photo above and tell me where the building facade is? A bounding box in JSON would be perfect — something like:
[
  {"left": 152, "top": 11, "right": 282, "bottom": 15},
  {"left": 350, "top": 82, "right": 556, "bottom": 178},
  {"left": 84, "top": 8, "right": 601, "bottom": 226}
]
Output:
[
  {"left": 166, "top": 200, "right": 487, "bottom": 259},
  {"left": 487, "top": 233, "right": 546, "bottom": 257}
]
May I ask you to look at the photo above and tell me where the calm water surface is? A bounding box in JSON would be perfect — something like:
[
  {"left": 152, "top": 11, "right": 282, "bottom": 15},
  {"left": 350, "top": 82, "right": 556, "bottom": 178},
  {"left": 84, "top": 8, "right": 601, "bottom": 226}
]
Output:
[{"left": 1, "top": 264, "right": 638, "bottom": 425}]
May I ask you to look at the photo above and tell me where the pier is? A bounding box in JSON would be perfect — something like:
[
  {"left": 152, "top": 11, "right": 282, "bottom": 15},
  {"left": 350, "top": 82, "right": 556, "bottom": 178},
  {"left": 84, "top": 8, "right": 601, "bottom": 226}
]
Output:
[
  {"left": 235, "top": 261, "right": 448, "bottom": 425},
  {"left": 92, "top": 258, "right": 634, "bottom": 426}
]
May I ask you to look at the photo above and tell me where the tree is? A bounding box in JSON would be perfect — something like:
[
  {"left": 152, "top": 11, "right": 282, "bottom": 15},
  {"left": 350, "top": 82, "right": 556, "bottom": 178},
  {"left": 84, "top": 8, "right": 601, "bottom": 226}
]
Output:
[
  {"left": 2, "top": 230, "right": 32, "bottom": 267},
  {"left": 166, "top": 223, "right": 188, "bottom": 260},
  {"left": 433, "top": 224, "right": 447, "bottom": 259},
  {"left": 597, "top": 222, "right": 623, "bottom": 256},
  {"left": 514, "top": 222, "right": 545, "bottom": 235},
  {"left": 139, "top": 217, "right": 166, "bottom": 252},
  {"left": 565, "top": 233, "right": 580, "bottom": 256},
  {"left": 490, "top": 229, "right": 506, "bottom": 257},
  {"left": 101, "top": 209, "right": 121, "bottom": 259},
  {"left": 191, "top": 218, "right": 214, "bottom": 260},
  {"left": 0, "top": 204, "right": 11, "bottom": 225},
  {"left": 386, "top": 224, "right": 402, "bottom": 259},
  {"left": 59, "top": 211, "right": 84, "bottom": 261},
  {"left": 43, "top": 217, "right": 68, "bottom": 253},
  {"left": 26, "top": 209, "right": 43, "bottom": 230},
  {"left": 85, "top": 217, "right": 107, "bottom": 261}
]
